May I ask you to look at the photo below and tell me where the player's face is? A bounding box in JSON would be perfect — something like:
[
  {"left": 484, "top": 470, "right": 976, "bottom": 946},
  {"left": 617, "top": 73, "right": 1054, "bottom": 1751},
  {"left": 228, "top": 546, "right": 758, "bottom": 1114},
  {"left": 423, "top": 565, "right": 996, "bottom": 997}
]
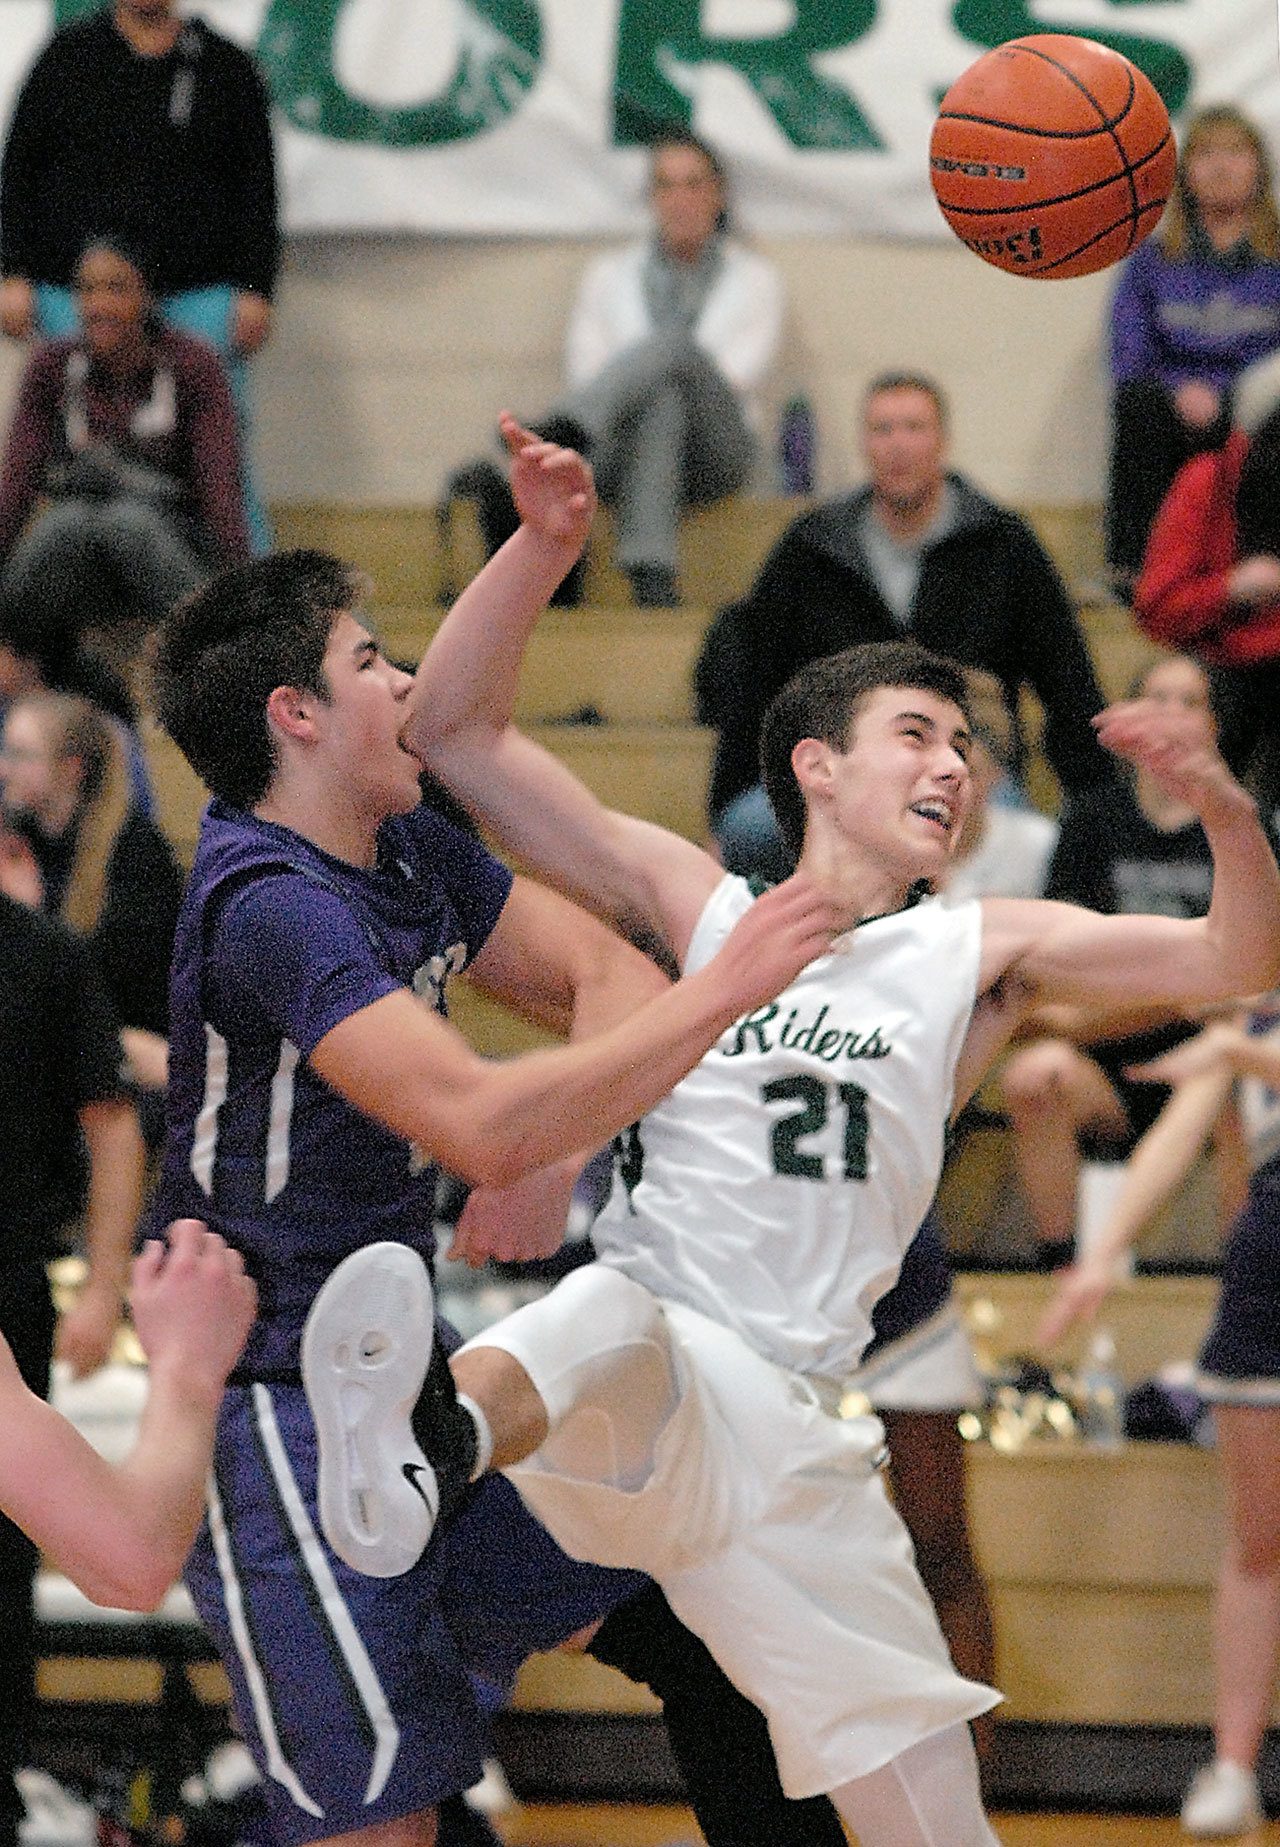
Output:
[
  {"left": 862, "top": 389, "right": 947, "bottom": 513},
  {"left": 317, "top": 614, "right": 421, "bottom": 818},
  {"left": 1186, "top": 127, "right": 1260, "bottom": 216},
  {"left": 651, "top": 145, "right": 725, "bottom": 262},
  {"left": 824, "top": 686, "right": 973, "bottom": 878}
]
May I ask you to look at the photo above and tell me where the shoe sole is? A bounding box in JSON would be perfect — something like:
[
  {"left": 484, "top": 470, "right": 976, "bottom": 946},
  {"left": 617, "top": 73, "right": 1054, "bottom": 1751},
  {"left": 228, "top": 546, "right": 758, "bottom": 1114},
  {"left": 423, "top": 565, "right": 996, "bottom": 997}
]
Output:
[{"left": 301, "top": 1242, "right": 437, "bottom": 1578}]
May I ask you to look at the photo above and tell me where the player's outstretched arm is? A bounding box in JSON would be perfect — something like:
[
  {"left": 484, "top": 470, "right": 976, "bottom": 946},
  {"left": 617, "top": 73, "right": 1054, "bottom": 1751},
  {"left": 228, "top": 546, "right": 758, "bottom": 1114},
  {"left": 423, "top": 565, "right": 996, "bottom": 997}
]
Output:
[
  {"left": 1036, "top": 1059, "right": 1231, "bottom": 1347},
  {"left": 982, "top": 702, "right": 1280, "bottom": 1020},
  {"left": 410, "top": 413, "right": 718, "bottom": 959},
  {"left": 0, "top": 1222, "right": 255, "bottom": 1609},
  {"left": 312, "top": 872, "right": 841, "bottom": 1188}
]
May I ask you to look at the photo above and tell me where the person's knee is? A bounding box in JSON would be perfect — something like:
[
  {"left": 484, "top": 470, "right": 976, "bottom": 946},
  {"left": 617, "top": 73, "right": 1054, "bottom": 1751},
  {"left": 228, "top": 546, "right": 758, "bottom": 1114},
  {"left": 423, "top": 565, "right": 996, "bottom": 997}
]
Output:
[{"left": 1001, "top": 1041, "right": 1084, "bottom": 1122}]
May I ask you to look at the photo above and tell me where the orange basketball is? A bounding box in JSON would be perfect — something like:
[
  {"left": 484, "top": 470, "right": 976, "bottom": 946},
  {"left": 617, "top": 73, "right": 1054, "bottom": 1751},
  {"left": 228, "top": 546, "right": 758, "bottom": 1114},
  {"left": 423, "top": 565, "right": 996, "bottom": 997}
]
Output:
[{"left": 929, "top": 34, "right": 1176, "bottom": 279}]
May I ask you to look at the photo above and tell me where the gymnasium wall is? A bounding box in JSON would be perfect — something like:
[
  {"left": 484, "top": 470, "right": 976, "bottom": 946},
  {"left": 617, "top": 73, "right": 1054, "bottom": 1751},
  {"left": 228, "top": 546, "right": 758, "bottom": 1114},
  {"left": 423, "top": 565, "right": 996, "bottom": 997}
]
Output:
[{"left": 0, "top": 230, "right": 1118, "bottom": 511}]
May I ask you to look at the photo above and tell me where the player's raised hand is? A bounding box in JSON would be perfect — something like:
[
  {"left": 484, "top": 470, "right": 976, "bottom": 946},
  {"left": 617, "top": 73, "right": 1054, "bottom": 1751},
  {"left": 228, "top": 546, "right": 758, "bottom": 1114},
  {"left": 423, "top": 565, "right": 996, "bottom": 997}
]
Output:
[
  {"left": 500, "top": 410, "right": 596, "bottom": 553},
  {"left": 1094, "top": 699, "right": 1251, "bottom": 825},
  {"left": 712, "top": 873, "right": 843, "bottom": 1014},
  {"left": 130, "top": 1221, "right": 256, "bottom": 1401}
]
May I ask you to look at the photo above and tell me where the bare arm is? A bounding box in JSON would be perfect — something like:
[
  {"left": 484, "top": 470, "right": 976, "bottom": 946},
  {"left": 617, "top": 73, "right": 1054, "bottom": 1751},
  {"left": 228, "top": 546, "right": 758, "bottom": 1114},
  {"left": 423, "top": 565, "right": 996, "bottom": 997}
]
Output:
[
  {"left": 446, "top": 874, "right": 671, "bottom": 1267},
  {"left": 409, "top": 415, "right": 720, "bottom": 961},
  {"left": 1037, "top": 1060, "right": 1232, "bottom": 1346},
  {"left": 310, "top": 873, "right": 839, "bottom": 1189},
  {"left": 57, "top": 1098, "right": 146, "bottom": 1381},
  {"left": 0, "top": 1223, "right": 255, "bottom": 1609},
  {"left": 976, "top": 703, "right": 1280, "bottom": 1029}
]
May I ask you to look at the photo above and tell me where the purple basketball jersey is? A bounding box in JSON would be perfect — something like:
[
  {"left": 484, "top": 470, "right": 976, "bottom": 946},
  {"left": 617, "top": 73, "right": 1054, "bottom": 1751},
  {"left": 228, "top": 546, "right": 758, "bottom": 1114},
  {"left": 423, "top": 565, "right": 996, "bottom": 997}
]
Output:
[{"left": 157, "top": 799, "right": 512, "bottom": 1378}]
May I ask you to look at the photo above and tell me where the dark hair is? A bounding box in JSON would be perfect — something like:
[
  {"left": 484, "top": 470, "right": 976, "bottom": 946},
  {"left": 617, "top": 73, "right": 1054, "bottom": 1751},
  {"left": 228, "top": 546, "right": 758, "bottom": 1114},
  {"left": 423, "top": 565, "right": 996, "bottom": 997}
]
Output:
[
  {"left": 76, "top": 233, "right": 161, "bottom": 298},
  {"left": 153, "top": 549, "right": 368, "bottom": 809},
  {"left": 863, "top": 372, "right": 949, "bottom": 431},
  {"left": 760, "top": 641, "right": 973, "bottom": 857}
]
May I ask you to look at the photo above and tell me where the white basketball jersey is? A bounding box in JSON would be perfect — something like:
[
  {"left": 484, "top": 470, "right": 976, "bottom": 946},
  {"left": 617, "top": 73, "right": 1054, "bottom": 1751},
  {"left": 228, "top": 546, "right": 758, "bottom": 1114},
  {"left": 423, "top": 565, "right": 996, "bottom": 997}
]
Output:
[{"left": 592, "top": 876, "right": 983, "bottom": 1380}]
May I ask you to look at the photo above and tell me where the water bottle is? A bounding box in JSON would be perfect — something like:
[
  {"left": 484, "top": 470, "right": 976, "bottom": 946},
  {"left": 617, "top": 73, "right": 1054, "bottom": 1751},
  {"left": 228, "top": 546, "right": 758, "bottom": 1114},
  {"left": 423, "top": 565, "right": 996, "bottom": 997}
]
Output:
[
  {"left": 1077, "top": 1327, "right": 1126, "bottom": 1450},
  {"left": 778, "top": 395, "right": 815, "bottom": 496}
]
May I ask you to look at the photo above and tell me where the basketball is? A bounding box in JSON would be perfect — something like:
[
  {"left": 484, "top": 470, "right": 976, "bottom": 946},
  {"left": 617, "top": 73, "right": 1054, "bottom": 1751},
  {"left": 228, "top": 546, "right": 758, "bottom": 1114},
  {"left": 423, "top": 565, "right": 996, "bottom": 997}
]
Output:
[{"left": 929, "top": 34, "right": 1176, "bottom": 280}]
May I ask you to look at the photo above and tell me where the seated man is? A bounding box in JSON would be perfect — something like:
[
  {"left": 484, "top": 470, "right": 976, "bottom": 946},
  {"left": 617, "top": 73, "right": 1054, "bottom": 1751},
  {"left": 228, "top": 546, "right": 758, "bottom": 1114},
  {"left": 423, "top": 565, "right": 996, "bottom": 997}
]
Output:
[{"left": 696, "top": 370, "right": 1111, "bottom": 876}]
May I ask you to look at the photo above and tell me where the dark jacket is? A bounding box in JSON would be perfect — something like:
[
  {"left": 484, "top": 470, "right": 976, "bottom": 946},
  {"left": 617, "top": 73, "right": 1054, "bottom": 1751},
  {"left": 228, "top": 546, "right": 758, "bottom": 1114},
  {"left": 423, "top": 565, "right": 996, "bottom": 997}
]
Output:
[
  {"left": 0, "top": 11, "right": 279, "bottom": 298},
  {"left": 695, "top": 473, "right": 1111, "bottom": 818}
]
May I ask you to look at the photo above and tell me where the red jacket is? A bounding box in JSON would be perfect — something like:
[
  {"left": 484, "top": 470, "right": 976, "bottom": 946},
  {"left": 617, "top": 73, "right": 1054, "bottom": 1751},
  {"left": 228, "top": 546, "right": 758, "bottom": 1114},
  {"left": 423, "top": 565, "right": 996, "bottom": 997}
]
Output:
[{"left": 1134, "top": 430, "right": 1280, "bottom": 666}]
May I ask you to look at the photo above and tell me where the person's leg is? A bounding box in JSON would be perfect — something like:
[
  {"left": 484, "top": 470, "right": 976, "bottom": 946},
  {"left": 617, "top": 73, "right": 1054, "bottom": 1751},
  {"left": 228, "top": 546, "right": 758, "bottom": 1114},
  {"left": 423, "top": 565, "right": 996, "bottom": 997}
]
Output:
[
  {"left": 674, "top": 346, "right": 755, "bottom": 508},
  {"left": 881, "top": 1409, "right": 996, "bottom": 1762},
  {"left": 1209, "top": 1405, "right": 1280, "bottom": 1772},
  {"left": 830, "top": 1722, "right": 999, "bottom": 1846},
  {"left": 1000, "top": 1040, "right": 1131, "bottom": 1264},
  {"left": 1104, "top": 378, "right": 1228, "bottom": 584},
  {"left": 161, "top": 286, "right": 273, "bottom": 556},
  {"left": 31, "top": 284, "right": 79, "bottom": 339},
  {"left": 0, "top": 1271, "right": 55, "bottom": 1847},
  {"left": 588, "top": 1583, "right": 847, "bottom": 1847}
]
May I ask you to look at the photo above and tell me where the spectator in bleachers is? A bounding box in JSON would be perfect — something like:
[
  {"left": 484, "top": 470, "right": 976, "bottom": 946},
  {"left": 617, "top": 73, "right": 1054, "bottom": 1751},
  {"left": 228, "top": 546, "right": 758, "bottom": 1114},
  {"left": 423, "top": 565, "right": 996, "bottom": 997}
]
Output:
[
  {"left": 696, "top": 371, "right": 1111, "bottom": 878},
  {"left": 0, "top": 236, "right": 249, "bottom": 663},
  {"left": 0, "top": 863, "right": 145, "bottom": 1847},
  {"left": 1105, "top": 106, "right": 1280, "bottom": 595},
  {"left": 1134, "top": 358, "right": 1280, "bottom": 824},
  {"left": 999, "top": 653, "right": 1218, "bottom": 1270},
  {"left": 452, "top": 128, "right": 785, "bottom": 608},
  {"left": 0, "top": 691, "right": 182, "bottom": 1110},
  {"left": 0, "top": 589, "right": 154, "bottom": 816},
  {"left": 0, "top": 0, "right": 279, "bottom": 552}
]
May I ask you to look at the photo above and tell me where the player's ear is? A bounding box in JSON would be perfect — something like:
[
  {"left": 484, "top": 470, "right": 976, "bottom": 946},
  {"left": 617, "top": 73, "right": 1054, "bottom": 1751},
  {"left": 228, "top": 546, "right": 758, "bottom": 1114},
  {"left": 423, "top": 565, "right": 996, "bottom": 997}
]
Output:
[
  {"left": 791, "top": 737, "right": 833, "bottom": 800},
  {"left": 265, "top": 683, "right": 320, "bottom": 745}
]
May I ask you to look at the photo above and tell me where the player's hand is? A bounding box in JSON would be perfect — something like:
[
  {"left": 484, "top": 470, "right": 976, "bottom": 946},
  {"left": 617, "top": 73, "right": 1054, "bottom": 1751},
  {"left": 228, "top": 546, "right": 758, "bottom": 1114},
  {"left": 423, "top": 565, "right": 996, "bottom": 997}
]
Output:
[
  {"left": 1126, "top": 1022, "right": 1242, "bottom": 1088},
  {"left": 1094, "top": 699, "right": 1251, "bottom": 827},
  {"left": 712, "top": 873, "right": 843, "bottom": 1015},
  {"left": 499, "top": 410, "right": 595, "bottom": 554},
  {"left": 1173, "top": 380, "right": 1221, "bottom": 430},
  {"left": 55, "top": 1279, "right": 124, "bottom": 1380},
  {"left": 0, "top": 277, "right": 35, "bottom": 341},
  {"left": 1036, "top": 1256, "right": 1114, "bottom": 1347},
  {"left": 0, "top": 826, "right": 43, "bottom": 909},
  {"left": 1228, "top": 554, "right": 1280, "bottom": 608},
  {"left": 232, "top": 291, "right": 272, "bottom": 355},
  {"left": 448, "top": 1158, "right": 581, "bottom": 1269},
  {"left": 130, "top": 1221, "right": 257, "bottom": 1400}
]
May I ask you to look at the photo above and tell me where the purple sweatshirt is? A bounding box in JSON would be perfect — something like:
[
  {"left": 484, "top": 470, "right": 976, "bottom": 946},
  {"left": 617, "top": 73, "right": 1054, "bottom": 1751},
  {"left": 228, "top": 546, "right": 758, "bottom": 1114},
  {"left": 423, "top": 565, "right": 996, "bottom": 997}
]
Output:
[{"left": 1109, "top": 235, "right": 1280, "bottom": 392}]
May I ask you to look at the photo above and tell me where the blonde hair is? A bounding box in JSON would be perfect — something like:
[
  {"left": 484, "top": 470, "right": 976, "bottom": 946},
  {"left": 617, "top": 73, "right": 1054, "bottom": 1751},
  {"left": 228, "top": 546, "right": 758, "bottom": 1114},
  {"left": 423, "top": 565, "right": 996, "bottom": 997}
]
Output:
[
  {"left": 1160, "top": 106, "right": 1280, "bottom": 262},
  {"left": 15, "top": 692, "right": 130, "bottom": 935}
]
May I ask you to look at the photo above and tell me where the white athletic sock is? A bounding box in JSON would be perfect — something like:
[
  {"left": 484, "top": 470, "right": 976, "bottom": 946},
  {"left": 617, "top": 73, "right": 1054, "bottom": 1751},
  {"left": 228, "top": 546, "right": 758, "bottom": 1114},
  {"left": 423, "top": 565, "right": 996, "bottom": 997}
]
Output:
[{"left": 457, "top": 1392, "right": 494, "bottom": 1479}]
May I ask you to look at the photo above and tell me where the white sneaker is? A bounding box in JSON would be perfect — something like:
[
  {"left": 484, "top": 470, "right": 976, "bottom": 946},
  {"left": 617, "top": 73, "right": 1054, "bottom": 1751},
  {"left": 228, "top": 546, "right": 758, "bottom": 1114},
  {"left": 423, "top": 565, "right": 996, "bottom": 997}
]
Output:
[
  {"left": 301, "top": 1242, "right": 438, "bottom": 1578},
  {"left": 1181, "top": 1761, "right": 1264, "bottom": 1837}
]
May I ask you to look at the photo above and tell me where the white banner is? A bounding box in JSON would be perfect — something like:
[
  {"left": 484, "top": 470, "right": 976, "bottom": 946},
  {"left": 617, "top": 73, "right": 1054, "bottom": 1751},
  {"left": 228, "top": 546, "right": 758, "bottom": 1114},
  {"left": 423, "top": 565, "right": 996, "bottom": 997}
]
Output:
[{"left": 2, "top": 0, "right": 1277, "bottom": 238}]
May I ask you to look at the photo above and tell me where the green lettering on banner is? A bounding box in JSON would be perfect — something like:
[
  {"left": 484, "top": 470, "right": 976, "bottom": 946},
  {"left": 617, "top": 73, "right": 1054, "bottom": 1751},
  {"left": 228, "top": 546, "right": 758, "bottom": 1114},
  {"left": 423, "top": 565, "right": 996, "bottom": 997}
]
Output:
[
  {"left": 256, "top": 0, "right": 541, "bottom": 147},
  {"left": 950, "top": 0, "right": 1191, "bottom": 116},
  {"left": 614, "top": 0, "right": 882, "bottom": 150}
]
